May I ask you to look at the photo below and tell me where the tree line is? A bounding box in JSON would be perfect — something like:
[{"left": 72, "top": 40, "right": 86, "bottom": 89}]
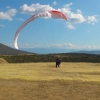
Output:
[{"left": 0, "top": 53, "right": 100, "bottom": 63}]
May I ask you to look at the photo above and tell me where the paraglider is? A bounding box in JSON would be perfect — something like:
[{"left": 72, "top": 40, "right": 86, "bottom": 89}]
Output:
[{"left": 14, "top": 10, "right": 68, "bottom": 49}]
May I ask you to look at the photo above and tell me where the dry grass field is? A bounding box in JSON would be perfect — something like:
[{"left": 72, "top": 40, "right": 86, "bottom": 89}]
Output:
[{"left": 0, "top": 62, "right": 100, "bottom": 100}]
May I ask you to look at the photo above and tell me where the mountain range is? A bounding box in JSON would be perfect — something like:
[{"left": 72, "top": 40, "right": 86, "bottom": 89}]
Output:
[
  {"left": 0, "top": 43, "right": 100, "bottom": 55},
  {"left": 0, "top": 43, "right": 34, "bottom": 55},
  {"left": 22, "top": 48, "right": 100, "bottom": 55},
  {"left": 71, "top": 50, "right": 100, "bottom": 55}
]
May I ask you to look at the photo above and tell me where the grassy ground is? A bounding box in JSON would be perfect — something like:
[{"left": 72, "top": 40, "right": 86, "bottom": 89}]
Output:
[
  {"left": 0, "top": 58, "right": 8, "bottom": 64},
  {"left": 0, "top": 62, "right": 100, "bottom": 100}
]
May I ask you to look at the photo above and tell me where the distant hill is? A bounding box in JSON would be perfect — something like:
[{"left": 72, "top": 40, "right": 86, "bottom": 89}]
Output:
[
  {"left": 22, "top": 48, "right": 100, "bottom": 55},
  {"left": 71, "top": 50, "right": 100, "bottom": 55},
  {"left": 1, "top": 42, "right": 100, "bottom": 55},
  {"left": 0, "top": 43, "right": 34, "bottom": 55}
]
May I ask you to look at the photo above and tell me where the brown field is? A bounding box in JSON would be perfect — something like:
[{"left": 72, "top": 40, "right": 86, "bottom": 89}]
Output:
[
  {"left": 0, "top": 58, "right": 8, "bottom": 64},
  {"left": 0, "top": 62, "right": 100, "bottom": 100}
]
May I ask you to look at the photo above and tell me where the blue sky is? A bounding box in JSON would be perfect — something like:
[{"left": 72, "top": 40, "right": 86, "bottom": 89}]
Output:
[{"left": 0, "top": 0, "right": 100, "bottom": 53}]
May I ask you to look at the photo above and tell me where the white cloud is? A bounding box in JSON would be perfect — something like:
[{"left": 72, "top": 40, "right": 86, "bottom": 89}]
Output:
[
  {"left": 61, "top": 3, "right": 98, "bottom": 25},
  {"left": 0, "top": 24, "right": 5, "bottom": 27},
  {"left": 59, "top": 43, "right": 76, "bottom": 48},
  {"left": 64, "top": 2, "right": 73, "bottom": 9},
  {"left": 61, "top": 3, "right": 99, "bottom": 26},
  {"left": 0, "top": 8, "right": 17, "bottom": 21},
  {"left": 16, "top": 42, "right": 100, "bottom": 50},
  {"left": 6, "top": 6, "right": 11, "bottom": 9},
  {"left": 16, "top": 43, "right": 71, "bottom": 48},
  {"left": 17, "top": 18, "right": 24, "bottom": 21},
  {"left": 57, "top": 3, "right": 86, "bottom": 29},
  {"left": 87, "top": 15, "right": 98, "bottom": 24},
  {"left": 19, "top": 3, "right": 85, "bottom": 24},
  {"left": 77, "top": 9, "right": 82, "bottom": 14},
  {"left": 19, "top": 3, "right": 99, "bottom": 29},
  {"left": 69, "top": 13, "right": 86, "bottom": 23},
  {"left": 20, "top": 3, "right": 54, "bottom": 15},
  {"left": 53, "top": 1, "right": 57, "bottom": 5},
  {"left": 66, "top": 23, "right": 75, "bottom": 29},
  {"left": 60, "top": 3, "right": 86, "bottom": 24},
  {"left": 52, "top": 43, "right": 100, "bottom": 50}
]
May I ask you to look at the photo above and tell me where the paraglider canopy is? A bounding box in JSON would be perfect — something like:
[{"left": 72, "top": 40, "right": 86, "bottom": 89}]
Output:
[{"left": 14, "top": 10, "right": 68, "bottom": 49}]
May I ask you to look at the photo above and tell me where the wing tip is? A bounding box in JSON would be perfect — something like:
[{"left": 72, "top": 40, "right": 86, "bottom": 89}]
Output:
[{"left": 14, "top": 42, "right": 18, "bottom": 49}]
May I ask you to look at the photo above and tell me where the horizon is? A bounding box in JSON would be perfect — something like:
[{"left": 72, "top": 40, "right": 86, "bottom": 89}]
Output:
[
  {"left": 1, "top": 43, "right": 100, "bottom": 54},
  {"left": 1, "top": 0, "right": 100, "bottom": 54}
]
